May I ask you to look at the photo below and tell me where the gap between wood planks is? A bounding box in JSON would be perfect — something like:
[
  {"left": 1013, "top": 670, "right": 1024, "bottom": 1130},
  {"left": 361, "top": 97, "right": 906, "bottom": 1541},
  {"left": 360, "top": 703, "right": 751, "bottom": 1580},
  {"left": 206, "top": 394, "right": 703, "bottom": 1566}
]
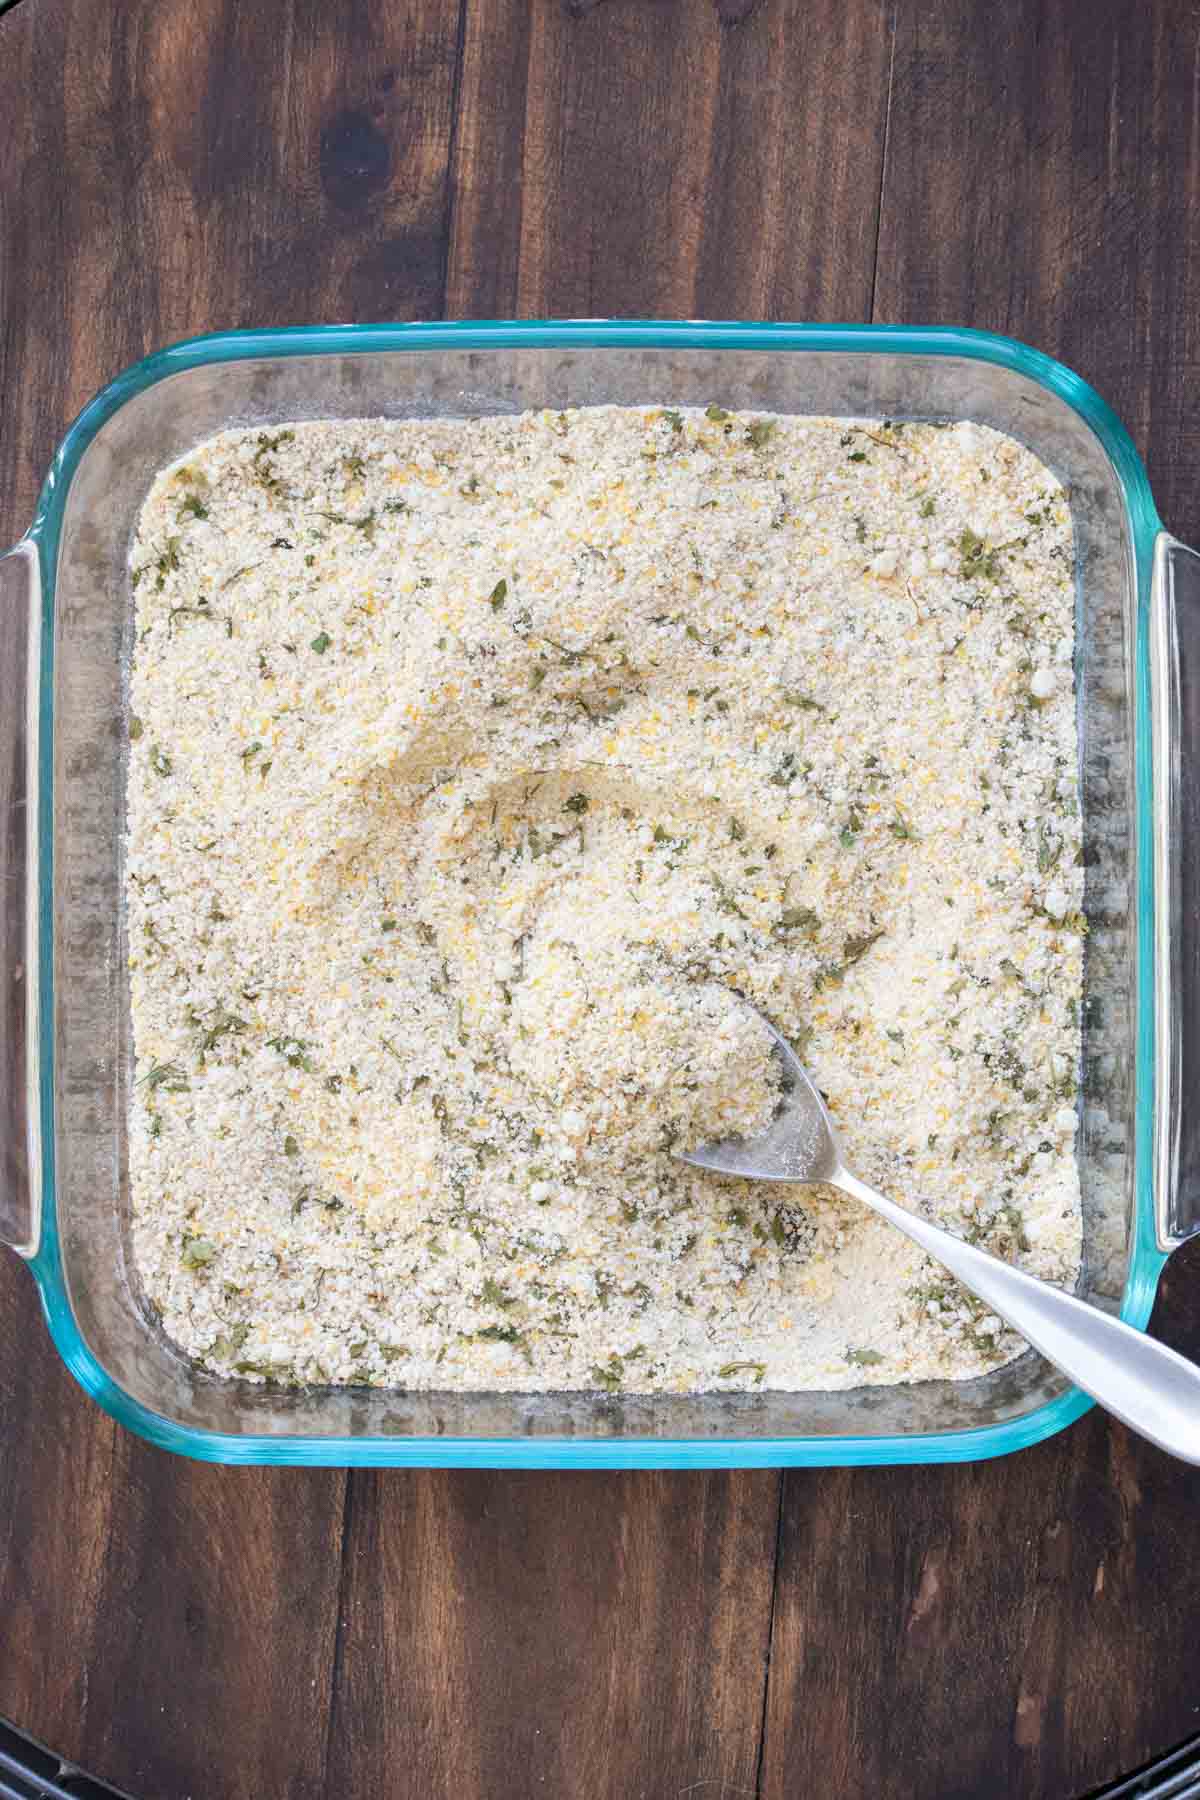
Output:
[
  {"left": 437, "top": 0, "right": 473, "bottom": 321},
  {"left": 319, "top": 1470, "right": 356, "bottom": 1797},
  {"left": 870, "top": 4, "right": 901, "bottom": 321},
  {"left": 752, "top": 1475, "right": 788, "bottom": 1797}
]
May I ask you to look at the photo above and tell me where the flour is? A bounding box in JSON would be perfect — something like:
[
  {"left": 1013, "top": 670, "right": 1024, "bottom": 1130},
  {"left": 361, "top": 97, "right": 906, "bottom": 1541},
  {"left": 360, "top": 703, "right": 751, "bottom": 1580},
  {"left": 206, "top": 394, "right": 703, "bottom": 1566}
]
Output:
[{"left": 127, "top": 407, "right": 1082, "bottom": 1393}]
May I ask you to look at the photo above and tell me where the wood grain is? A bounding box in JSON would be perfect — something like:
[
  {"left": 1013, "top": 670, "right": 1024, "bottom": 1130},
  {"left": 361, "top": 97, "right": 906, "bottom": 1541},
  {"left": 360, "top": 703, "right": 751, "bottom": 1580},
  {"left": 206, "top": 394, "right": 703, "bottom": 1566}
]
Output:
[
  {"left": 4, "top": 0, "right": 1200, "bottom": 1796},
  {"left": 2, "top": 0, "right": 464, "bottom": 440},
  {"left": 326, "top": 1470, "right": 780, "bottom": 1800},
  {"left": 446, "top": 0, "right": 893, "bottom": 320},
  {"left": 0, "top": 1267, "right": 350, "bottom": 1800},
  {"left": 760, "top": 1360, "right": 1200, "bottom": 1800}
]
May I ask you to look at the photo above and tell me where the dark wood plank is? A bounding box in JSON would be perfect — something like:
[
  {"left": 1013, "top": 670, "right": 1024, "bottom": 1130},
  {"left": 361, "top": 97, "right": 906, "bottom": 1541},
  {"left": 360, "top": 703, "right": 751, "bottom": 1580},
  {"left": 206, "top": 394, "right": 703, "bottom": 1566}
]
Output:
[
  {"left": 0, "top": 0, "right": 463, "bottom": 1794},
  {"left": 0, "top": 1255, "right": 349, "bottom": 1800},
  {"left": 761, "top": 4, "right": 1200, "bottom": 1796},
  {"left": 4, "top": 0, "right": 463, "bottom": 421},
  {"left": 73, "top": 1454, "right": 347, "bottom": 1800},
  {"left": 325, "top": 1470, "right": 780, "bottom": 1800},
  {"left": 691, "top": 0, "right": 894, "bottom": 321},
  {"left": 449, "top": 0, "right": 723, "bottom": 317},
  {"left": 446, "top": 0, "right": 893, "bottom": 320}
]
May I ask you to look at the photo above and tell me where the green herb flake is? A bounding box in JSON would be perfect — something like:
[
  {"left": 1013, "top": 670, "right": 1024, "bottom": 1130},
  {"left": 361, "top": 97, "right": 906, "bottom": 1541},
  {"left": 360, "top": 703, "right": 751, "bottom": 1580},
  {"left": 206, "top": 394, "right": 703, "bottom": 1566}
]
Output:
[
  {"left": 284, "top": 1135, "right": 299, "bottom": 1158},
  {"left": 201, "top": 1009, "right": 246, "bottom": 1052},
  {"left": 663, "top": 409, "right": 684, "bottom": 433},
  {"left": 180, "top": 495, "right": 209, "bottom": 520},
  {"left": 181, "top": 1235, "right": 217, "bottom": 1271},
  {"left": 563, "top": 792, "right": 589, "bottom": 815},
  {"left": 959, "top": 527, "right": 1003, "bottom": 583},
  {"left": 717, "top": 1361, "right": 766, "bottom": 1383},
  {"left": 746, "top": 419, "right": 776, "bottom": 450},
  {"left": 919, "top": 496, "right": 936, "bottom": 517},
  {"left": 129, "top": 716, "right": 144, "bottom": 741},
  {"left": 211, "top": 1323, "right": 249, "bottom": 1360},
  {"left": 150, "top": 745, "right": 173, "bottom": 778},
  {"left": 310, "top": 631, "right": 332, "bottom": 655},
  {"left": 591, "top": 1356, "right": 624, "bottom": 1391},
  {"left": 845, "top": 1347, "right": 885, "bottom": 1366},
  {"left": 782, "top": 690, "right": 824, "bottom": 712},
  {"left": 780, "top": 905, "right": 821, "bottom": 932},
  {"left": 143, "top": 1059, "right": 190, "bottom": 1093},
  {"left": 842, "top": 928, "right": 884, "bottom": 967},
  {"left": 847, "top": 450, "right": 868, "bottom": 463},
  {"left": 705, "top": 404, "right": 731, "bottom": 423},
  {"left": 489, "top": 579, "right": 508, "bottom": 611},
  {"left": 1036, "top": 827, "right": 1062, "bottom": 874},
  {"left": 154, "top": 538, "right": 182, "bottom": 588},
  {"left": 481, "top": 1276, "right": 514, "bottom": 1309},
  {"left": 251, "top": 430, "right": 295, "bottom": 498},
  {"left": 711, "top": 877, "right": 747, "bottom": 920}
]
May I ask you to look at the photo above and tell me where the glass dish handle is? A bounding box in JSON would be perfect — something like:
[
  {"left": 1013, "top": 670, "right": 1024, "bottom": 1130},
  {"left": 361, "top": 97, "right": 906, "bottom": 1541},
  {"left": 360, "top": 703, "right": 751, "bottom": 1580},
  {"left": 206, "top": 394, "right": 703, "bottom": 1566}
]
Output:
[
  {"left": 0, "top": 539, "right": 40, "bottom": 1258},
  {"left": 1151, "top": 533, "right": 1200, "bottom": 1248}
]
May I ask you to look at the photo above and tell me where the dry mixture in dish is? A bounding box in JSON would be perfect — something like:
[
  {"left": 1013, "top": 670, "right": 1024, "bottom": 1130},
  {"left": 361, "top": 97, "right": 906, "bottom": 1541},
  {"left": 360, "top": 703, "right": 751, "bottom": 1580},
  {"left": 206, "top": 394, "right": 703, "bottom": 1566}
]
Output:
[{"left": 126, "top": 406, "right": 1083, "bottom": 1394}]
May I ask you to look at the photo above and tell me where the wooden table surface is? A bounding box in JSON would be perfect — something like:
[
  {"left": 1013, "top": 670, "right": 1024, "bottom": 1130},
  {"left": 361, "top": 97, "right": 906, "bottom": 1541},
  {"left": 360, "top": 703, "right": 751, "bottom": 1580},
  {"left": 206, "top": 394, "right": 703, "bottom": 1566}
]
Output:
[{"left": 4, "top": 1, "right": 1200, "bottom": 1795}]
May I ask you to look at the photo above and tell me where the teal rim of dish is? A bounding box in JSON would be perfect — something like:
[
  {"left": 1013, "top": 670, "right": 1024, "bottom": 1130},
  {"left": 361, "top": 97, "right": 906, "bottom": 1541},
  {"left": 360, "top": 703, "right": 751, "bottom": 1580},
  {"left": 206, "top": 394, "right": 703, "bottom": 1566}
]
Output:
[{"left": 22, "top": 321, "right": 1165, "bottom": 1466}]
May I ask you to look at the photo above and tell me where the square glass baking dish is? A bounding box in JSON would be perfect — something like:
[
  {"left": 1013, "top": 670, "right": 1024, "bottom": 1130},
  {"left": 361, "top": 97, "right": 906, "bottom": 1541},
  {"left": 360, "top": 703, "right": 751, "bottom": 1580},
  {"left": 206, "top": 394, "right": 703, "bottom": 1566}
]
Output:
[{"left": 2, "top": 320, "right": 1198, "bottom": 1468}]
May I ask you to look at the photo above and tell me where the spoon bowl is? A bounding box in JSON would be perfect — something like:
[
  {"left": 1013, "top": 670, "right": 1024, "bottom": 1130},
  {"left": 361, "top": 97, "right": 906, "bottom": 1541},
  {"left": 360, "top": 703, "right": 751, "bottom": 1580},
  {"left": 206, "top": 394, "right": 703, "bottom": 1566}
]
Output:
[{"left": 681, "top": 1014, "right": 842, "bottom": 1185}]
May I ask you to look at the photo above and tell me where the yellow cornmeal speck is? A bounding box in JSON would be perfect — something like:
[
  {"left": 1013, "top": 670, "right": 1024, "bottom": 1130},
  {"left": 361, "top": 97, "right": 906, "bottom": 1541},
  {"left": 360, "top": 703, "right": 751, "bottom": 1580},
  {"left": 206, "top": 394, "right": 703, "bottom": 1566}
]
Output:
[{"left": 127, "top": 408, "right": 1082, "bottom": 1396}]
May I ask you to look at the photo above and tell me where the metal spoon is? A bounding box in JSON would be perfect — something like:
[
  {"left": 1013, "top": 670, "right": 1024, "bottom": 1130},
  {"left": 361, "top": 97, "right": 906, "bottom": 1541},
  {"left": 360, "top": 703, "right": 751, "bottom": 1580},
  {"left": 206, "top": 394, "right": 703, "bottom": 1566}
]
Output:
[{"left": 682, "top": 1010, "right": 1200, "bottom": 1465}]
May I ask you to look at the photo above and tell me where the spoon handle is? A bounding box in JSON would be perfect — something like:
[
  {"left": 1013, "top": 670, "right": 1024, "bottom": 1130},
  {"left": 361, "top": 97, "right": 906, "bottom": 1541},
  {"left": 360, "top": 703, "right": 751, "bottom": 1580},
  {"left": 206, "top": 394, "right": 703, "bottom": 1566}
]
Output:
[{"left": 835, "top": 1168, "right": 1200, "bottom": 1463}]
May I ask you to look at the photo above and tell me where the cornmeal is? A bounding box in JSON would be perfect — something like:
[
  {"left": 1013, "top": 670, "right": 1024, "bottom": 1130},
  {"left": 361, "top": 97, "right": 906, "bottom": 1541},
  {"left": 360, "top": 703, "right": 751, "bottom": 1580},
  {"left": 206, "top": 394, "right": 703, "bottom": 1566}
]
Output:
[{"left": 127, "top": 407, "right": 1083, "bottom": 1393}]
